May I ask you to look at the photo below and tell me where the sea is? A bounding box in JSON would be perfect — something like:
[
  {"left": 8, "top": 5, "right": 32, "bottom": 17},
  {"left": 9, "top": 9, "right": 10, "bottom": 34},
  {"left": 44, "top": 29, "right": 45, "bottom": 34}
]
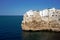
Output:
[{"left": 0, "top": 16, "right": 60, "bottom": 40}]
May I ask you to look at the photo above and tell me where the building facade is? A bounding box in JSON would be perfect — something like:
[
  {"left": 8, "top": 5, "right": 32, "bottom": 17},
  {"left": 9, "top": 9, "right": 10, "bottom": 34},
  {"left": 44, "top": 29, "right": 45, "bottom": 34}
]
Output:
[{"left": 23, "top": 8, "right": 60, "bottom": 23}]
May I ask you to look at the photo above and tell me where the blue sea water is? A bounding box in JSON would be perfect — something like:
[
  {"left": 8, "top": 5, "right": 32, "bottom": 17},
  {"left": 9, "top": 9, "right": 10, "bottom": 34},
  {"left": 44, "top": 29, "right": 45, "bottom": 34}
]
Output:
[
  {"left": 0, "top": 16, "right": 60, "bottom": 40},
  {"left": 0, "top": 16, "right": 23, "bottom": 40}
]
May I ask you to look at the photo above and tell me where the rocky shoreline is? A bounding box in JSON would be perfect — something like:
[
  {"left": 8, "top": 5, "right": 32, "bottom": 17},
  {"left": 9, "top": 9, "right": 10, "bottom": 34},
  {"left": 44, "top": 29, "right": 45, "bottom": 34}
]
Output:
[{"left": 21, "top": 20, "right": 60, "bottom": 32}]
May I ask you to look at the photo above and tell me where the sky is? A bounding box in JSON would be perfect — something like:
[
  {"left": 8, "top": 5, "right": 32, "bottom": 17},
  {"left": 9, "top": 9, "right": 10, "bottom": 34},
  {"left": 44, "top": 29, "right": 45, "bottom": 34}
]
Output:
[{"left": 0, "top": 0, "right": 60, "bottom": 15}]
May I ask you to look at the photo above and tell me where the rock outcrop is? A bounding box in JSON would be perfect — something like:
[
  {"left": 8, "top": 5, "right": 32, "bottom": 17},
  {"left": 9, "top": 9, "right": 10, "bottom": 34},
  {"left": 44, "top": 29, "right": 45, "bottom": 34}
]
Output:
[{"left": 21, "top": 8, "right": 60, "bottom": 32}]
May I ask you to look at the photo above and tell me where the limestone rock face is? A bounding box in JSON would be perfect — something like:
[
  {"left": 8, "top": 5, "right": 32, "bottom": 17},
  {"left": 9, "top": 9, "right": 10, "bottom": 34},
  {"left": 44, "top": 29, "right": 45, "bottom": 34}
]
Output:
[{"left": 21, "top": 8, "right": 60, "bottom": 32}]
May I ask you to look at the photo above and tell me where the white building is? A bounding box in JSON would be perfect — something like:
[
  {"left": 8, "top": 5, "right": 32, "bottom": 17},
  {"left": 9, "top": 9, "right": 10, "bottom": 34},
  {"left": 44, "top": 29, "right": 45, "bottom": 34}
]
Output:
[
  {"left": 23, "top": 10, "right": 40, "bottom": 23},
  {"left": 39, "top": 9, "right": 49, "bottom": 21},
  {"left": 23, "top": 8, "right": 60, "bottom": 23}
]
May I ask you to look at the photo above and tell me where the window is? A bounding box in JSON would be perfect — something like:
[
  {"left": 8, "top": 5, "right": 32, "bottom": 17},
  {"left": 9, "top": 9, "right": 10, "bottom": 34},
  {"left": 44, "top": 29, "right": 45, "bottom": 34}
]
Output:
[
  {"left": 59, "top": 19, "right": 60, "bottom": 21},
  {"left": 30, "top": 15, "right": 33, "bottom": 16},
  {"left": 56, "top": 15, "right": 57, "bottom": 16},
  {"left": 52, "top": 15, "right": 54, "bottom": 16},
  {"left": 26, "top": 15, "right": 28, "bottom": 17}
]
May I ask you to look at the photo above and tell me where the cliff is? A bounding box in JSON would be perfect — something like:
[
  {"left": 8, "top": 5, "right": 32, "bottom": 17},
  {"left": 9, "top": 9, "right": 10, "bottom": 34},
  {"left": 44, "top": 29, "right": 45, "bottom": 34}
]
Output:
[{"left": 21, "top": 8, "right": 60, "bottom": 32}]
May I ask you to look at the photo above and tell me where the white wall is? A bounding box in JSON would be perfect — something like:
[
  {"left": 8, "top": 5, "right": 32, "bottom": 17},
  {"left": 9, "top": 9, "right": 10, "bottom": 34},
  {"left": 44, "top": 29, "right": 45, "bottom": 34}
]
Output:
[
  {"left": 24, "top": 8, "right": 60, "bottom": 22},
  {"left": 26, "top": 10, "right": 33, "bottom": 17}
]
